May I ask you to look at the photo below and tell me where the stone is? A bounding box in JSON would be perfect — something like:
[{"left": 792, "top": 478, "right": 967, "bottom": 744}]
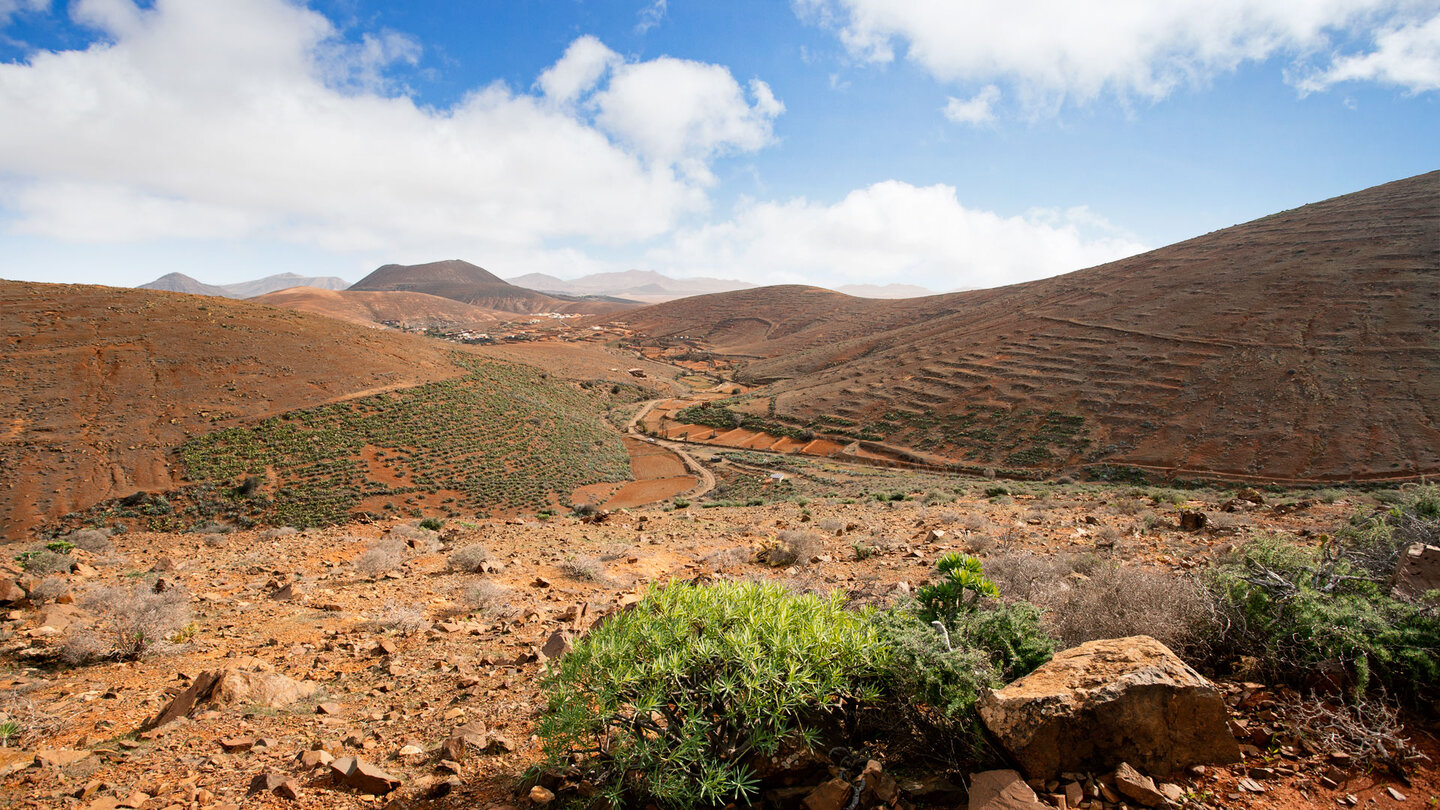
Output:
[
  {"left": 539, "top": 629, "right": 573, "bottom": 661},
  {"left": 275, "top": 780, "right": 301, "bottom": 801},
  {"left": 967, "top": 769, "right": 1047, "bottom": 810},
  {"left": 211, "top": 667, "right": 316, "bottom": 709},
  {"left": 1391, "top": 543, "right": 1440, "bottom": 601},
  {"left": 270, "top": 583, "right": 303, "bottom": 602},
  {"left": 329, "top": 756, "right": 402, "bottom": 795},
  {"left": 218, "top": 737, "right": 255, "bottom": 752},
  {"left": 1063, "top": 782, "right": 1083, "bottom": 808},
  {"left": 925, "top": 529, "right": 947, "bottom": 543},
  {"left": 1113, "top": 762, "right": 1165, "bottom": 807},
  {"left": 299, "top": 749, "right": 333, "bottom": 768},
  {"left": 1387, "top": 787, "right": 1407, "bottom": 801},
  {"left": 142, "top": 671, "right": 220, "bottom": 731},
  {"left": 977, "top": 635, "right": 1240, "bottom": 780},
  {"left": 1158, "top": 782, "right": 1185, "bottom": 804},
  {"left": 316, "top": 702, "right": 341, "bottom": 715},
  {"left": 803, "top": 779, "right": 852, "bottom": 810},
  {"left": 35, "top": 749, "right": 91, "bottom": 769},
  {"left": 247, "top": 773, "right": 287, "bottom": 796},
  {"left": 1178, "top": 511, "right": 1207, "bottom": 532},
  {"left": 897, "top": 774, "right": 965, "bottom": 804},
  {"left": 528, "top": 785, "right": 555, "bottom": 805},
  {"left": 860, "top": 759, "right": 898, "bottom": 806},
  {"left": 0, "top": 579, "right": 25, "bottom": 603}
]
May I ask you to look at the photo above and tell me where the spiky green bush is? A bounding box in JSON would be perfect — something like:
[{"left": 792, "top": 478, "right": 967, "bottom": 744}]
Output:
[
  {"left": 917, "top": 552, "right": 999, "bottom": 624},
  {"left": 537, "top": 580, "right": 889, "bottom": 807}
]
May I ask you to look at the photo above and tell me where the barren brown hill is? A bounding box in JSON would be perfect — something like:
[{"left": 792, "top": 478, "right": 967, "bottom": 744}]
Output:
[
  {"left": 0, "top": 281, "right": 475, "bottom": 536},
  {"left": 350, "top": 259, "right": 636, "bottom": 315},
  {"left": 612, "top": 284, "right": 958, "bottom": 358},
  {"left": 623, "top": 171, "right": 1440, "bottom": 482},
  {"left": 252, "top": 287, "right": 505, "bottom": 330}
]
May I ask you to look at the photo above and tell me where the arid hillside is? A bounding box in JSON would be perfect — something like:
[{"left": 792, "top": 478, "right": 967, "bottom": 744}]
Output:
[
  {"left": 350, "top": 260, "right": 636, "bottom": 316},
  {"left": 0, "top": 282, "right": 475, "bottom": 536},
  {"left": 616, "top": 171, "right": 1440, "bottom": 482},
  {"left": 251, "top": 288, "right": 505, "bottom": 330}
]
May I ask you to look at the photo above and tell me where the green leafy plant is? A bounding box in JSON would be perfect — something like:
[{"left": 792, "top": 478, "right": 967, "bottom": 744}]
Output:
[
  {"left": 0, "top": 720, "right": 19, "bottom": 747},
  {"left": 419, "top": 517, "right": 444, "bottom": 531},
  {"left": 918, "top": 552, "right": 1000, "bottom": 624},
  {"left": 537, "top": 581, "right": 889, "bottom": 808}
]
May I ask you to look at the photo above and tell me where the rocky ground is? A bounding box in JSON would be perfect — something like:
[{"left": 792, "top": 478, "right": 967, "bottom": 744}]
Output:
[{"left": 1, "top": 477, "right": 1436, "bottom": 809}]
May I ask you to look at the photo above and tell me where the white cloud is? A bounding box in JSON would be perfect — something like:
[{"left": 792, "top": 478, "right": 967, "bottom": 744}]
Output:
[
  {"left": 593, "top": 58, "right": 784, "bottom": 178},
  {"left": 943, "top": 85, "right": 1000, "bottom": 125},
  {"left": 646, "top": 181, "right": 1148, "bottom": 291},
  {"left": 1298, "top": 12, "right": 1440, "bottom": 92},
  {"left": 635, "top": 0, "right": 668, "bottom": 34},
  {"left": 0, "top": 0, "right": 780, "bottom": 257},
  {"left": 796, "top": 0, "right": 1440, "bottom": 108},
  {"left": 537, "top": 35, "right": 620, "bottom": 103}
]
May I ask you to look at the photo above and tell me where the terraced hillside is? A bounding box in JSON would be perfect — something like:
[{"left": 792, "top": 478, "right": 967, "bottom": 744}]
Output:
[{"left": 621, "top": 171, "right": 1440, "bottom": 482}]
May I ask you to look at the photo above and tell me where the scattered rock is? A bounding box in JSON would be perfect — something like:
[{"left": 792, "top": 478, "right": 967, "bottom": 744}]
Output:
[
  {"left": 529, "top": 785, "right": 555, "bottom": 805},
  {"left": 330, "top": 756, "right": 402, "bottom": 795},
  {"left": 35, "top": 749, "right": 91, "bottom": 769},
  {"left": 247, "top": 772, "right": 288, "bottom": 796},
  {"left": 211, "top": 666, "right": 317, "bottom": 709},
  {"left": 316, "top": 701, "right": 341, "bottom": 715},
  {"left": 0, "top": 579, "right": 26, "bottom": 604},
  {"left": 1391, "top": 543, "right": 1440, "bottom": 601},
  {"left": 270, "top": 582, "right": 303, "bottom": 602},
  {"left": 539, "top": 629, "right": 573, "bottom": 661},
  {"left": 1113, "top": 762, "right": 1165, "bottom": 807},
  {"left": 1178, "top": 511, "right": 1207, "bottom": 532},
  {"left": 803, "top": 778, "right": 852, "bottom": 810},
  {"left": 141, "top": 670, "right": 220, "bottom": 731},
  {"left": 977, "top": 635, "right": 1240, "bottom": 779},
  {"left": 966, "top": 769, "right": 1047, "bottom": 810},
  {"left": 219, "top": 737, "right": 255, "bottom": 752}
]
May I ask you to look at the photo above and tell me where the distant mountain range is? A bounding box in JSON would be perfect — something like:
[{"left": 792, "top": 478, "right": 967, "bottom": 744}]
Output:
[{"left": 139, "top": 272, "right": 349, "bottom": 298}]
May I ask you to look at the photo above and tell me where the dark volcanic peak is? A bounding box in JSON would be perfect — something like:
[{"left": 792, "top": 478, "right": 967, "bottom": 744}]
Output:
[
  {"left": 349, "top": 259, "right": 638, "bottom": 315},
  {"left": 351, "top": 259, "right": 507, "bottom": 293}
]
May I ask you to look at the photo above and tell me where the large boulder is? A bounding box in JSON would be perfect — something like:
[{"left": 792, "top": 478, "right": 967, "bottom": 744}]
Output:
[
  {"left": 977, "top": 635, "right": 1239, "bottom": 779},
  {"left": 211, "top": 661, "right": 317, "bottom": 709}
]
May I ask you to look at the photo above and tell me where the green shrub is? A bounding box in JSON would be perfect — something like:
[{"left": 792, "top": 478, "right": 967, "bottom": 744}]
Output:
[
  {"left": 419, "top": 517, "right": 444, "bottom": 531},
  {"left": 1212, "top": 533, "right": 1440, "bottom": 699},
  {"left": 537, "top": 581, "right": 888, "bottom": 808},
  {"left": 917, "top": 552, "right": 999, "bottom": 624}
]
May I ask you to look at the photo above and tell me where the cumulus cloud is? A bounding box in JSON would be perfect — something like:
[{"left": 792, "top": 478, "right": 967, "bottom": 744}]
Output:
[
  {"left": 646, "top": 181, "right": 1148, "bottom": 291},
  {"left": 0, "top": 0, "right": 780, "bottom": 256},
  {"left": 1298, "top": 12, "right": 1440, "bottom": 92},
  {"left": 537, "top": 35, "right": 621, "bottom": 103},
  {"left": 594, "top": 59, "right": 784, "bottom": 178},
  {"left": 796, "top": 0, "right": 1440, "bottom": 108},
  {"left": 943, "top": 85, "right": 1000, "bottom": 125}
]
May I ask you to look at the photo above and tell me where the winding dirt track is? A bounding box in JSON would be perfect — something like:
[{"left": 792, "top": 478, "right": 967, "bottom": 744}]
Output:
[{"left": 603, "top": 399, "right": 716, "bottom": 509}]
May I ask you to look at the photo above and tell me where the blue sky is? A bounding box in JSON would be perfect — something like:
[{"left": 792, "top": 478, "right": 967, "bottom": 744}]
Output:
[{"left": 1, "top": 0, "right": 1436, "bottom": 293}]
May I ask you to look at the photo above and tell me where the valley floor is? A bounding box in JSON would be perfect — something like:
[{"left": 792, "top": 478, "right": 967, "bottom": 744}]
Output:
[{"left": 2, "top": 476, "right": 1436, "bottom": 809}]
